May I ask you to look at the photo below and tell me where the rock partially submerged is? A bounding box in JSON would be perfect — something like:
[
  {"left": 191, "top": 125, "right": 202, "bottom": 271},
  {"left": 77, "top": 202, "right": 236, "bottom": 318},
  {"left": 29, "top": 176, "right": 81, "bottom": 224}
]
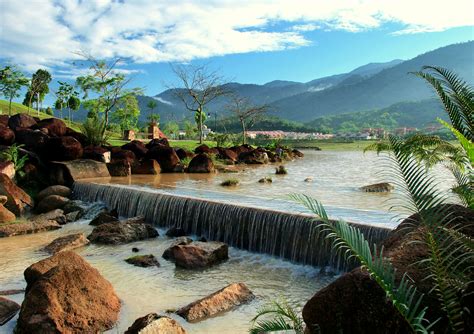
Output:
[
  {"left": 30, "top": 209, "right": 67, "bottom": 225},
  {"left": 125, "top": 313, "right": 186, "bottom": 334},
  {"left": 360, "top": 182, "right": 394, "bottom": 193},
  {"left": 88, "top": 216, "right": 158, "bottom": 244},
  {"left": 49, "top": 159, "right": 110, "bottom": 186},
  {"left": 176, "top": 283, "right": 254, "bottom": 322},
  {"left": 0, "top": 173, "right": 33, "bottom": 216},
  {"left": 17, "top": 251, "right": 121, "bottom": 333},
  {"left": 0, "top": 196, "right": 15, "bottom": 224},
  {"left": 0, "top": 219, "right": 60, "bottom": 237},
  {"left": 162, "top": 237, "right": 193, "bottom": 260},
  {"left": 125, "top": 254, "right": 160, "bottom": 268},
  {"left": 36, "top": 195, "right": 69, "bottom": 213},
  {"left": 166, "top": 241, "right": 228, "bottom": 269},
  {"left": 89, "top": 208, "right": 119, "bottom": 226},
  {"left": 0, "top": 296, "right": 20, "bottom": 326},
  {"left": 166, "top": 226, "right": 187, "bottom": 237},
  {"left": 43, "top": 233, "right": 90, "bottom": 254}
]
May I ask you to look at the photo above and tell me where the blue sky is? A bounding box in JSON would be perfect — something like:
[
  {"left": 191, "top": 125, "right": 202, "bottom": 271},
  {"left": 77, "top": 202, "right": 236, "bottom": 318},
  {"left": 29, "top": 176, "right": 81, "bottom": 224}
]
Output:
[{"left": 0, "top": 0, "right": 473, "bottom": 105}]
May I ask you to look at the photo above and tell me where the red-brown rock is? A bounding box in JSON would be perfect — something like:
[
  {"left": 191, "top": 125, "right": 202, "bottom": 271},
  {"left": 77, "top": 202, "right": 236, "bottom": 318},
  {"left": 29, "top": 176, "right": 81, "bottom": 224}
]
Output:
[
  {"left": 122, "top": 140, "right": 148, "bottom": 159},
  {"left": 146, "top": 138, "right": 170, "bottom": 149},
  {"left": 83, "top": 145, "right": 111, "bottom": 163},
  {"left": 8, "top": 113, "right": 37, "bottom": 130},
  {"left": 37, "top": 118, "right": 67, "bottom": 137},
  {"left": 131, "top": 159, "right": 161, "bottom": 175},
  {"left": 0, "top": 115, "right": 9, "bottom": 127},
  {"left": 44, "top": 136, "right": 83, "bottom": 161},
  {"left": 175, "top": 148, "right": 194, "bottom": 161},
  {"left": 111, "top": 148, "right": 136, "bottom": 164},
  {"left": 36, "top": 195, "right": 69, "bottom": 213},
  {"left": 145, "top": 145, "right": 180, "bottom": 172},
  {"left": 217, "top": 148, "right": 238, "bottom": 162},
  {"left": 0, "top": 296, "right": 20, "bottom": 326},
  {"left": 43, "top": 233, "right": 90, "bottom": 254},
  {"left": 0, "top": 125, "right": 15, "bottom": 145},
  {"left": 0, "top": 173, "right": 33, "bottom": 215},
  {"left": 17, "top": 251, "right": 121, "bottom": 333},
  {"left": 0, "top": 161, "right": 15, "bottom": 179},
  {"left": 167, "top": 241, "right": 228, "bottom": 269},
  {"left": 88, "top": 216, "right": 159, "bottom": 244},
  {"left": 125, "top": 313, "right": 187, "bottom": 334},
  {"left": 0, "top": 219, "right": 60, "bottom": 237},
  {"left": 107, "top": 160, "right": 131, "bottom": 176},
  {"left": 14, "top": 128, "right": 49, "bottom": 152},
  {"left": 187, "top": 153, "right": 215, "bottom": 173},
  {"left": 37, "top": 185, "right": 71, "bottom": 202},
  {"left": 65, "top": 127, "right": 88, "bottom": 146}
]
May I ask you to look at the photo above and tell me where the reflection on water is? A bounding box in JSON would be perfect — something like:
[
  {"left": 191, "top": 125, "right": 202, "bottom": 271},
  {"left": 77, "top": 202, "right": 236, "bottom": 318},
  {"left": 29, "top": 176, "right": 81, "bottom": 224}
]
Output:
[{"left": 0, "top": 220, "right": 331, "bottom": 333}]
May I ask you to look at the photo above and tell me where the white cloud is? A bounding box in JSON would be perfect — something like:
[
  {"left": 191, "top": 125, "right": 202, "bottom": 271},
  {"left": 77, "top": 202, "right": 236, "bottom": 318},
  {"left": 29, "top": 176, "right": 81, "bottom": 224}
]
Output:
[
  {"left": 0, "top": 0, "right": 472, "bottom": 72},
  {"left": 153, "top": 97, "right": 174, "bottom": 105}
]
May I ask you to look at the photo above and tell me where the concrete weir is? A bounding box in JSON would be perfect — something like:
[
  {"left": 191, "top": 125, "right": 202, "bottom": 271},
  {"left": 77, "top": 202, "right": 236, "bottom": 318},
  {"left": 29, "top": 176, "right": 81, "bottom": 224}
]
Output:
[{"left": 73, "top": 182, "right": 392, "bottom": 271}]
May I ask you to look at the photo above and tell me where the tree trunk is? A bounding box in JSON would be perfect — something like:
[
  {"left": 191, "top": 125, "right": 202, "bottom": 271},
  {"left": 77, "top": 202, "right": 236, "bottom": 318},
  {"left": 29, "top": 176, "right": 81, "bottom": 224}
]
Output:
[
  {"left": 36, "top": 92, "right": 40, "bottom": 116},
  {"left": 28, "top": 92, "right": 33, "bottom": 114},
  {"left": 198, "top": 107, "right": 203, "bottom": 144},
  {"left": 68, "top": 107, "right": 71, "bottom": 123},
  {"left": 240, "top": 119, "right": 246, "bottom": 145},
  {"left": 8, "top": 97, "right": 13, "bottom": 116}
]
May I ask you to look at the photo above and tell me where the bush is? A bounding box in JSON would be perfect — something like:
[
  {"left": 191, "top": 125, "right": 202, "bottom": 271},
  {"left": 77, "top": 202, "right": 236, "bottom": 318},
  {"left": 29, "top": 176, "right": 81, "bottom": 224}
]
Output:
[{"left": 80, "top": 118, "right": 110, "bottom": 146}]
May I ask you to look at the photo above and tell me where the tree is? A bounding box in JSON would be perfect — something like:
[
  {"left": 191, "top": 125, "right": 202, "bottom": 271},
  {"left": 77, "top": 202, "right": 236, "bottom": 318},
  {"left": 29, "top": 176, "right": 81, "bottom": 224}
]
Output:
[
  {"left": 67, "top": 95, "right": 81, "bottom": 122},
  {"left": 227, "top": 95, "right": 269, "bottom": 145},
  {"left": 75, "top": 53, "right": 142, "bottom": 127},
  {"left": 23, "top": 69, "right": 51, "bottom": 114},
  {"left": 111, "top": 94, "right": 141, "bottom": 133},
  {"left": 45, "top": 106, "right": 53, "bottom": 116},
  {"left": 0, "top": 66, "right": 29, "bottom": 115},
  {"left": 183, "top": 120, "right": 197, "bottom": 139},
  {"left": 55, "top": 81, "right": 79, "bottom": 122},
  {"left": 147, "top": 100, "right": 158, "bottom": 125},
  {"left": 163, "top": 121, "right": 179, "bottom": 139},
  {"left": 171, "top": 64, "right": 230, "bottom": 143}
]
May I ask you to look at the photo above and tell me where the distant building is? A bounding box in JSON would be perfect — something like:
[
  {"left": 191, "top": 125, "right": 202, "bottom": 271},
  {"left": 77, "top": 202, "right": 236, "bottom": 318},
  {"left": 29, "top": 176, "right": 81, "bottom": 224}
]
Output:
[{"left": 394, "top": 127, "right": 418, "bottom": 136}]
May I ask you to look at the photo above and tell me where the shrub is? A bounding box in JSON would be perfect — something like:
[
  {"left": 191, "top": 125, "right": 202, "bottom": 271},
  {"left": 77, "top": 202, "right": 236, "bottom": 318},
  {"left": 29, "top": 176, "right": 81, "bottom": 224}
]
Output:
[{"left": 80, "top": 118, "right": 110, "bottom": 146}]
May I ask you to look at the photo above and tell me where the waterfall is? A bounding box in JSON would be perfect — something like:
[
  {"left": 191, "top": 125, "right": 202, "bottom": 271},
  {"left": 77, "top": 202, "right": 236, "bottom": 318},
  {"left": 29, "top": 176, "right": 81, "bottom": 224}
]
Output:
[{"left": 73, "top": 182, "right": 392, "bottom": 272}]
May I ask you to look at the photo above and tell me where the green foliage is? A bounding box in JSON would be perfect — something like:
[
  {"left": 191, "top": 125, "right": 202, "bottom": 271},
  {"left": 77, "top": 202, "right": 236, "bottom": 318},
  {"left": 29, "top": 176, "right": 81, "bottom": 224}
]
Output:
[
  {"left": 23, "top": 69, "right": 51, "bottom": 112},
  {"left": 249, "top": 299, "right": 304, "bottom": 334},
  {"left": 111, "top": 94, "right": 141, "bottom": 132},
  {"left": 0, "top": 144, "right": 28, "bottom": 177},
  {"left": 290, "top": 193, "right": 430, "bottom": 333},
  {"left": 45, "top": 107, "right": 53, "bottom": 115},
  {"left": 163, "top": 121, "right": 179, "bottom": 139},
  {"left": 80, "top": 118, "right": 110, "bottom": 146},
  {"left": 55, "top": 81, "right": 80, "bottom": 121},
  {"left": 0, "top": 65, "right": 29, "bottom": 115},
  {"left": 183, "top": 120, "right": 198, "bottom": 139}
]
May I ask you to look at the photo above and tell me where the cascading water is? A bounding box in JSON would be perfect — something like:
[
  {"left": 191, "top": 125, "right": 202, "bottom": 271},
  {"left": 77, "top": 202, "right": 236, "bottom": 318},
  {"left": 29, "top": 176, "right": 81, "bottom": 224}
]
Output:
[{"left": 73, "top": 181, "right": 392, "bottom": 272}]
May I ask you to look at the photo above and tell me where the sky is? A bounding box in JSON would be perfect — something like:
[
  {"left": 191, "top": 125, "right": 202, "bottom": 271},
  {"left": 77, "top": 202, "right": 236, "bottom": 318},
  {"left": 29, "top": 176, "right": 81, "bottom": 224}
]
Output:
[{"left": 0, "top": 0, "right": 473, "bottom": 104}]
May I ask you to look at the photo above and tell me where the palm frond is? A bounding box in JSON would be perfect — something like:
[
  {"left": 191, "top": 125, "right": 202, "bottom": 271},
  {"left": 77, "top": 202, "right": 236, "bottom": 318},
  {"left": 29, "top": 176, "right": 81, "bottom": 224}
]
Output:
[{"left": 249, "top": 299, "right": 304, "bottom": 334}]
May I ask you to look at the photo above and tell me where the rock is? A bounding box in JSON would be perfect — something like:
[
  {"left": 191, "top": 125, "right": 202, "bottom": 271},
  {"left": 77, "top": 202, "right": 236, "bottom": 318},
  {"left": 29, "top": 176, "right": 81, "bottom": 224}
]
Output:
[
  {"left": 111, "top": 148, "right": 137, "bottom": 164},
  {"left": 62, "top": 200, "right": 86, "bottom": 214},
  {"left": 167, "top": 241, "right": 228, "bottom": 269},
  {"left": 292, "top": 149, "right": 304, "bottom": 158},
  {"left": 132, "top": 247, "right": 140, "bottom": 253},
  {"left": 187, "top": 153, "right": 215, "bottom": 173},
  {"left": 36, "top": 118, "right": 67, "bottom": 137},
  {"left": 175, "top": 148, "right": 193, "bottom": 161},
  {"left": 31, "top": 209, "right": 67, "bottom": 225},
  {"left": 0, "top": 289, "right": 25, "bottom": 296},
  {"left": 132, "top": 159, "right": 161, "bottom": 175},
  {"left": 37, "top": 185, "right": 71, "bottom": 202},
  {"left": 145, "top": 145, "right": 180, "bottom": 172},
  {"left": 0, "top": 296, "right": 20, "bottom": 326},
  {"left": 275, "top": 165, "right": 287, "bottom": 175},
  {"left": 17, "top": 251, "right": 121, "bottom": 333},
  {"left": 166, "top": 226, "right": 187, "bottom": 238},
  {"left": 0, "top": 125, "right": 15, "bottom": 145},
  {"left": 14, "top": 128, "right": 49, "bottom": 152},
  {"left": 125, "top": 254, "right": 160, "bottom": 268},
  {"left": 229, "top": 144, "right": 252, "bottom": 156},
  {"left": 122, "top": 140, "right": 148, "bottom": 159},
  {"left": 83, "top": 145, "right": 111, "bottom": 163},
  {"left": 125, "top": 313, "right": 186, "bottom": 334},
  {"left": 258, "top": 177, "right": 272, "bottom": 183},
  {"left": 0, "top": 161, "right": 15, "bottom": 179},
  {"left": 107, "top": 160, "right": 131, "bottom": 176},
  {"left": 90, "top": 209, "right": 119, "bottom": 226},
  {"left": 36, "top": 195, "right": 69, "bottom": 213},
  {"left": 304, "top": 177, "right": 313, "bottom": 182},
  {"left": 43, "top": 136, "right": 83, "bottom": 161},
  {"left": 360, "top": 182, "right": 394, "bottom": 193},
  {"left": 7, "top": 113, "right": 37, "bottom": 130},
  {"left": 217, "top": 148, "right": 238, "bottom": 162},
  {"left": 238, "top": 150, "right": 269, "bottom": 164},
  {"left": 0, "top": 219, "right": 60, "bottom": 237},
  {"left": 194, "top": 144, "right": 212, "bottom": 154},
  {"left": 0, "top": 115, "right": 8, "bottom": 127},
  {"left": 65, "top": 210, "right": 82, "bottom": 222},
  {"left": 65, "top": 127, "right": 88, "bottom": 146},
  {"left": 0, "top": 202, "right": 16, "bottom": 224},
  {"left": 43, "top": 233, "right": 90, "bottom": 254},
  {"left": 146, "top": 138, "right": 170, "bottom": 149},
  {"left": 302, "top": 268, "right": 411, "bottom": 334},
  {"left": 176, "top": 283, "right": 254, "bottom": 322},
  {"left": 0, "top": 173, "right": 33, "bottom": 216},
  {"left": 49, "top": 159, "right": 110, "bottom": 186},
  {"left": 88, "top": 216, "right": 159, "bottom": 244},
  {"left": 162, "top": 237, "right": 193, "bottom": 260}
]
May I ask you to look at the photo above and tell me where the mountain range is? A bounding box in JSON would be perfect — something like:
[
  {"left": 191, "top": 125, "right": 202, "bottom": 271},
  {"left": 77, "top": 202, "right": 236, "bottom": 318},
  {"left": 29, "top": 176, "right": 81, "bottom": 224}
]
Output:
[{"left": 77, "top": 41, "right": 474, "bottom": 129}]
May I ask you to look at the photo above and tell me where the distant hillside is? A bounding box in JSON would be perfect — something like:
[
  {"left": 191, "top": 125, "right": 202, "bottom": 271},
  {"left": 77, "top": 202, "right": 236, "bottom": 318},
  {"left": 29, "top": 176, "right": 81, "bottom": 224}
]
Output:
[
  {"left": 307, "top": 99, "right": 447, "bottom": 133},
  {"left": 272, "top": 41, "right": 473, "bottom": 121}
]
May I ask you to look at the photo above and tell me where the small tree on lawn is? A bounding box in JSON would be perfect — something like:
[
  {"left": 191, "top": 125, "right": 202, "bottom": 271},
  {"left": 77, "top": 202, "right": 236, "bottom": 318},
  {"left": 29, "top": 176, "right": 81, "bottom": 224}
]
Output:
[
  {"left": 23, "top": 69, "right": 51, "bottom": 115},
  {"left": 111, "top": 94, "right": 141, "bottom": 134},
  {"left": 0, "top": 65, "right": 29, "bottom": 115}
]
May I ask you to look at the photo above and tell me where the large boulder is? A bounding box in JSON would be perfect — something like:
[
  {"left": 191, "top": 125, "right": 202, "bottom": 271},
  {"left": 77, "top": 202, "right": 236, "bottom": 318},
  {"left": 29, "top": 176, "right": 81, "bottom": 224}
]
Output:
[
  {"left": 145, "top": 145, "right": 180, "bottom": 172},
  {"left": 0, "top": 161, "right": 15, "bottom": 179},
  {"left": 132, "top": 159, "right": 161, "bottom": 175},
  {"left": 107, "top": 160, "right": 131, "bottom": 177},
  {"left": 175, "top": 148, "right": 193, "bottom": 161},
  {"left": 31, "top": 209, "right": 67, "bottom": 225},
  {"left": 162, "top": 236, "right": 193, "bottom": 260},
  {"left": 8, "top": 113, "right": 37, "bottom": 130},
  {"left": 0, "top": 296, "right": 20, "bottom": 326},
  {"left": 0, "top": 115, "right": 8, "bottom": 127},
  {"left": 217, "top": 148, "right": 238, "bottom": 162},
  {"left": 14, "top": 128, "right": 49, "bottom": 152},
  {"left": 43, "top": 136, "right": 83, "bottom": 161},
  {"left": 83, "top": 145, "right": 111, "bottom": 163},
  {"left": 176, "top": 283, "right": 254, "bottom": 322},
  {"left": 49, "top": 159, "right": 110, "bottom": 186},
  {"left": 125, "top": 313, "right": 186, "bottom": 334},
  {"left": 43, "top": 233, "right": 90, "bottom": 254},
  {"left": 194, "top": 144, "right": 212, "bottom": 154},
  {"left": 187, "top": 153, "right": 215, "bottom": 173},
  {"left": 0, "top": 125, "right": 15, "bottom": 145},
  {"left": 122, "top": 140, "right": 148, "bottom": 159},
  {"left": 146, "top": 138, "right": 170, "bottom": 149},
  {"left": 0, "top": 173, "right": 33, "bottom": 215},
  {"left": 0, "top": 219, "right": 61, "bottom": 237},
  {"left": 36, "top": 118, "right": 67, "bottom": 137},
  {"left": 0, "top": 196, "right": 16, "bottom": 223},
  {"left": 88, "top": 216, "right": 159, "bottom": 245},
  {"left": 165, "top": 241, "right": 228, "bottom": 269},
  {"left": 37, "top": 185, "right": 71, "bottom": 202},
  {"left": 36, "top": 195, "right": 69, "bottom": 213},
  {"left": 65, "top": 127, "right": 88, "bottom": 146},
  {"left": 17, "top": 251, "right": 121, "bottom": 333},
  {"left": 90, "top": 209, "right": 119, "bottom": 226},
  {"left": 238, "top": 150, "right": 269, "bottom": 164},
  {"left": 111, "top": 148, "right": 136, "bottom": 164}
]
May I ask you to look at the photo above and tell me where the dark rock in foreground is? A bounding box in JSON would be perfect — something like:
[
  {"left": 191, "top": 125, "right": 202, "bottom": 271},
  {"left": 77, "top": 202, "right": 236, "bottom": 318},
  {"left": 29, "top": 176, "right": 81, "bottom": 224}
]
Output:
[
  {"left": 17, "top": 251, "right": 121, "bottom": 333},
  {"left": 125, "top": 254, "right": 160, "bottom": 268},
  {"left": 89, "top": 209, "right": 119, "bottom": 226},
  {"left": 0, "top": 296, "right": 20, "bottom": 326},
  {"left": 43, "top": 233, "right": 90, "bottom": 254},
  {"left": 125, "top": 313, "right": 186, "bottom": 334},
  {"left": 166, "top": 241, "right": 228, "bottom": 269},
  {"left": 176, "top": 283, "right": 254, "bottom": 322},
  {"left": 88, "top": 216, "right": 158, "bottom": 244}
]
